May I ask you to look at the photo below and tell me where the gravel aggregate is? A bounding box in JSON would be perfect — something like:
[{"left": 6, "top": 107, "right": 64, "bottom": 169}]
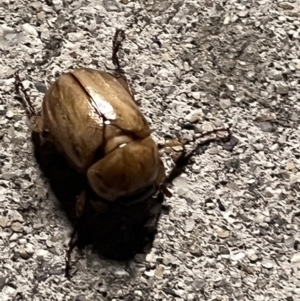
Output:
[{"left": 1, "top": 0, "right": 300, "bottom": 300}]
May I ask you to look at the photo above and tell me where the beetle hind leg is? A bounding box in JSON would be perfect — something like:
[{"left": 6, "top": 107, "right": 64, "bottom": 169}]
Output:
[
  {"left": 112, "top": 28, "right": 126, "bottom": 74},
  {"left": 108, "top": 29, "right": 139, "bottom": 103},
  {"left": 14, "top": 71, "right": 44, "bottom": 133},
  {"left": 15, "top": 71, "right": 36, "bottom": 116}
]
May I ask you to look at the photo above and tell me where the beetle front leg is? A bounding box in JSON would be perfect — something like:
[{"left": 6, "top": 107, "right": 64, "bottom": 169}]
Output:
[
  {"left": 163, "top": 127, "right": 233, "bottom": 187},
  {"left": 14, "top": 71, "right": 44, "bottom": 133}
]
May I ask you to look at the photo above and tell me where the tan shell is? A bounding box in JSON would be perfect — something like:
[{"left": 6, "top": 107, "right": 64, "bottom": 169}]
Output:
[{"left": 36, "top": 67, "right": 165, "bottom": 201}]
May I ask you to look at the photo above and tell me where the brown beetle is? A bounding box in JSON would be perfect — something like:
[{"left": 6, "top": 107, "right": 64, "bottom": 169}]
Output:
[
  {"left": 15, "top": 29, "right": 232, "bottom": 209},
  {"left": 15, "top": 29, "right": 233, "bottom": 277},
  {"left": 16, "top": 30, "right": 167, "bottom": 212},
  {"left": 15, "top": 29, "right": 232, "bottom": 212}
]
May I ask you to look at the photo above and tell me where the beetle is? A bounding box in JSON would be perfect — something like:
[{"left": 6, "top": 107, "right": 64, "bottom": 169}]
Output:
[
  {"left": 15, "top": 29, "right": 168, "bottom": 213},
  {"left": 15, "top": 29, "right": 232, "bottom": 277}
]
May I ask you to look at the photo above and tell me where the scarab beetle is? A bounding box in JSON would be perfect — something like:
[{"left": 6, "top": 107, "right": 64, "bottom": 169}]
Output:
[
  {"left": 15, "top": 29, "right": 231, "bottom": 215},
  {"left": 15, "top": 29, "right": 233, "bottom": 277},
  {"left": 15, "top": 29, "right": 167, "bottom": 212}
]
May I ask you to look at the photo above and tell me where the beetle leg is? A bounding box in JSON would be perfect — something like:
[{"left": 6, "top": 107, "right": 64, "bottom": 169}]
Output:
[
  {"left": 163, "top": 128, "right": 232, "bottom": 187},
  {"left": 112, "top": 28, "right": 126, "bottom": 75},
  {"left": 65, "top": 229, "right": 78, "bottom": 278},
  {"left": 14, "top": 71, "right": 37, "bottom": 116},
  {"left": 105, "top": 29, "right": 125, "bottom": 74},
  {"left": 113, "top": 29, "right": 139, "bottom": 103},
  {"left": 104, "top": 29, "right": 139, "bottom": 104},
  {"left": 14, "top": 71, "right": 45, "bottom": 133}
]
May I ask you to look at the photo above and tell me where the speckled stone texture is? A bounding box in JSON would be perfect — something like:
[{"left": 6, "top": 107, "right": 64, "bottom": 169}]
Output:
[{"left": 0, "top": 0, "right": 300, "bottom": 300}]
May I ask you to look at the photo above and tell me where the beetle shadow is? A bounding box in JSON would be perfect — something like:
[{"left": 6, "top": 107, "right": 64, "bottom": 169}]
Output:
[{"left": 31, "top": 132, "right": 163, "bottom": 261}]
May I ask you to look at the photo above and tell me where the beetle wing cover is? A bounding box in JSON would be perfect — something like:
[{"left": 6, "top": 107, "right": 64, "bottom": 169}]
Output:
[
  {"left": 42, "top": 71, "right": 103, "bottom": 171},
  {"left": 71, "top": 68, "right": 151, "bottom": 138},
  {"left": 42, "top": 68, "right": 152, "bottom": 172}
]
